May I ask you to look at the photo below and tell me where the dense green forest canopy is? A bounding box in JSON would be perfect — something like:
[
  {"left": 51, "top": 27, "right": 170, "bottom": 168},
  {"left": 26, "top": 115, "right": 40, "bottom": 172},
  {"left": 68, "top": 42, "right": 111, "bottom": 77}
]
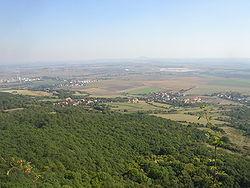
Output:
[
  {"left": 0, "top": 94, "right": 250, "bottom": 187},
  {"left": 0, "top": 92, "right": 37, "bottom": 110}
]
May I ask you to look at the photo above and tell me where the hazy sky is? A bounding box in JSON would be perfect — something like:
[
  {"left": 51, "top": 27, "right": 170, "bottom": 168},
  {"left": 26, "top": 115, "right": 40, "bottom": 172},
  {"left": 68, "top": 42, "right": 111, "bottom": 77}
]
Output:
[{"left": 0, "top": 0, "right": 250, "bottom": 64}]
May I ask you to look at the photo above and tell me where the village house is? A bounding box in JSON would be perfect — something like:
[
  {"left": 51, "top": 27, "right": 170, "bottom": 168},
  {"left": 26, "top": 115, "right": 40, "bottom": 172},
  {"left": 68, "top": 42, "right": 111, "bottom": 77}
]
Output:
[
  {"left": 129, "top": 98, "right": 139, "bottom": 103},
  {"left": 66, "top": 97, "right": 73, "bottom": 102}
]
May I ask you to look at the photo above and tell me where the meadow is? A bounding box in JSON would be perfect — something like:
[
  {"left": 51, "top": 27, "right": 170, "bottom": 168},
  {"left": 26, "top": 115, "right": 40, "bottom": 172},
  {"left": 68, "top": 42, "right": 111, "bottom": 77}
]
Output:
[
  {"left": 152, "top": 113, "right": 224, "bottom": 125},
  {"left": 108, "top": 101, "right": 161, "bottom": 112}
]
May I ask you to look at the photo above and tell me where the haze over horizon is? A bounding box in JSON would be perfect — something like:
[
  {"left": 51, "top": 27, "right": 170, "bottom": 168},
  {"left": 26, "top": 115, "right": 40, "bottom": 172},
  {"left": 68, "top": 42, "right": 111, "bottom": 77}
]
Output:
[{"left": 1, "top": 0, "right": 250, "bottom": 64}]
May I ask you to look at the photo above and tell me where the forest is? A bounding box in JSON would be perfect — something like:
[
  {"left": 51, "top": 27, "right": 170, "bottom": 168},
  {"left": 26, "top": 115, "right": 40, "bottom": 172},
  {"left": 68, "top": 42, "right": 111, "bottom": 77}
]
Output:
[
  {"left": 0, "top": 93, "right": 250, "bottom": 188},
  {"left": 0, "top": 92, "right": 37, "bottom": 110}
]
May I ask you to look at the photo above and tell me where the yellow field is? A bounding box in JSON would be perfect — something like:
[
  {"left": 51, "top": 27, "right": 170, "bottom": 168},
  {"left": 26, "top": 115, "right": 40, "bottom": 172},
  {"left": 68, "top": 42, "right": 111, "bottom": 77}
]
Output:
[
  {"left": 2, "top": 90, "right": 52, "bottom": 97},
  {"left": 4, "top": 108, "right": 24, "bottom": 112}
]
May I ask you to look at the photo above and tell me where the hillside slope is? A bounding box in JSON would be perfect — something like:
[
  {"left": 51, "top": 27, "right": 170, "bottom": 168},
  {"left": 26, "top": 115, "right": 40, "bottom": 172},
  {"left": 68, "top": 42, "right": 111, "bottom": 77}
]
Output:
[{"left": 0, "top": 107, "right": 250, "bottom": 187}]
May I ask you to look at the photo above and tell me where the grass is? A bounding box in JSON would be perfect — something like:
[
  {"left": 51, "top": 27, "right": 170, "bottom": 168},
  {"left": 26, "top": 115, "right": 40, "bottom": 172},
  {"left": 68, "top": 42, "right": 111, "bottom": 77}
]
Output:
[
  {"left": 108, "top": 101, "right": 161, "bottom": 112},
  {"left": 152, "top": 113, "right": 210, "bottom": 124},
  {"left": 152, "top": 106, "right": 225, "bottom": 125},
  {"left": 222, "top": 126, "right": 250, "bottom": 151},
  {"left": 199, "top": 126, "right": 250, "bottom": 156}
]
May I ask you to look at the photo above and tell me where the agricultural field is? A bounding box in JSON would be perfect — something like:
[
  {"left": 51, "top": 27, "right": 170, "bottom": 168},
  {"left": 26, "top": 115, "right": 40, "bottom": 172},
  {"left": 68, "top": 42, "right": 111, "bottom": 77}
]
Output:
[
  {"left": 141, "top": 77, "right": 208, "bottom": 90},
  {"left": 152, "top": 110, "right": 225, "bottom": 125},
  {"left": 208, "top": 79, "right": 250, "bottom": 88},
  {"left": 186, "top": 85, "right": 250, "bottom": 95},
  {"left": 78, "top": 76, "right": 211, "bottom": 97},
  {"left": 78, "top": 74, "right": 250, "bottom": 98},
  {"left": 1, "top": 89, "right": 52, "bottom": 97},
  {"left": 124, "top": 87, "right": 164, "bottom": 95},
  {"left": 204, "top": 96, "right": 242, "bottom": 105},
  {"left": 80, "top": 88, "right": 116, "bottom": 96},
  {"left": 107, "top": 101, "right": 162, "bottom": 112}
]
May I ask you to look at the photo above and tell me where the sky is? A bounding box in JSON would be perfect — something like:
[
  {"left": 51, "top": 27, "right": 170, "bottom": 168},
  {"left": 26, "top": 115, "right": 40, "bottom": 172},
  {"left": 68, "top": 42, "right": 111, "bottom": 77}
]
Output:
[{"left": 0, "top": 0, "right": 250, "bottom": 64}]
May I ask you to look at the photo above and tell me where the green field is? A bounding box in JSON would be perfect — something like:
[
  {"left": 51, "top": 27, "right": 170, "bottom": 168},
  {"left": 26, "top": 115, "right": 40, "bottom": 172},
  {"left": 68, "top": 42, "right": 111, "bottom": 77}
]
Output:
[
  {"left": 149, "top": 102, "right": 171, "bottom": 108},
  {"left": 108, "top": 101, "right": 162, "bottom": 112},
  {"left": 187, "top": 85, "right": 250, "bottom": 95},
  {"left": 30, "top": 80, "right": 63, "bottom": 87},
  {"left": 208, "top": 79, "right": 250, "bottom": 88},
  {"left": 125, "top": 87, "right": 164, "bottom": 95}
]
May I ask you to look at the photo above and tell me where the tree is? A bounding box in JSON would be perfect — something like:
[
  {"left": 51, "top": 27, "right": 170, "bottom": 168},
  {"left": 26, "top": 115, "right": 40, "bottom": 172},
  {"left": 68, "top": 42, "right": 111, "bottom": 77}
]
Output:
[
  {"left": 198, "top": 105, "right": 227, "bottom": 188},
  {"left": 1, "top": 157, "right": 41, "bottom": 188}
]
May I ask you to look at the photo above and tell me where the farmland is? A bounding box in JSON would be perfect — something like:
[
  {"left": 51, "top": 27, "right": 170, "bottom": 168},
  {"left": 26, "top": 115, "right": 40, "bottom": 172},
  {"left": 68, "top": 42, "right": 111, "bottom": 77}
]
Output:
[
  {"left": 152, "top": 113, "right": 224, "bottom": 125},
  {"left": 125, "top": 87, "right": 164, "bottom": 95},
  {"left": 108, "top": 101, "right": 161, "bottom": 112},
  {"left": 1, "top": 60, "right": 250, "bottom": 158},
  {"left": 2, "top": 89, "right": 52, "bottom": 96},
  {"left": 208, "top": 79, "right": 250, "bottom": 88}
]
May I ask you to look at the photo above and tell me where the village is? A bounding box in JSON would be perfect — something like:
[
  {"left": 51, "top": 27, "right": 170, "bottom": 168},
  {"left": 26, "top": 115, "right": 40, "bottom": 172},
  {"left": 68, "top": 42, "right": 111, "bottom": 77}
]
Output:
[
  {"left": 55, "top": 97, "right": 98, "bottom": 107},
  {"left": 212, "top": 92, "right": 249, "bottom": 105},
  {"left": 145, "top": 91, "right": 207, "bottom": 105},
  {"left": 62, "top": 79, "right": 98, "bottom": 87},
  {"left": 0, "top": 76, "right": 41, "bottom": 83},
  {"left": 54, "top": 90, "right": 209, "bottom": 108}
]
